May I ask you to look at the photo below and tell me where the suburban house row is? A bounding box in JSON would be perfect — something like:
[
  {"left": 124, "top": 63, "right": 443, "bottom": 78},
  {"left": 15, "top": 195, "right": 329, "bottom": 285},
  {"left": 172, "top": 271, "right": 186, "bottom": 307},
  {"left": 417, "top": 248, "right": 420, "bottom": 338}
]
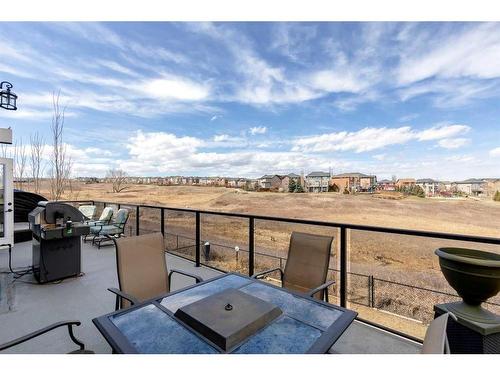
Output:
[{"left": 76, "top": 173, "right": 500, "bottom": 197}]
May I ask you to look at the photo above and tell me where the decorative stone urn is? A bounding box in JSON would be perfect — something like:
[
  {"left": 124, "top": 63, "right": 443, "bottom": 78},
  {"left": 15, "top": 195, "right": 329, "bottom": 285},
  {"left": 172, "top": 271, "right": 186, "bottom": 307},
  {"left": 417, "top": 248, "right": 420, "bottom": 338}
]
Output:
[{"left": 435, "top": 247, "right": 500, "bottom": 324}]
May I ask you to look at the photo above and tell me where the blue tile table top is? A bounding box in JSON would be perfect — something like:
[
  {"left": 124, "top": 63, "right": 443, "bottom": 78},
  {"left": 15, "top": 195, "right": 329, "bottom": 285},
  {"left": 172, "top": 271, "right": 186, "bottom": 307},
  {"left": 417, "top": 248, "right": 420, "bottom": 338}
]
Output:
[
  {"left": 111, "top": 304, "right": 217, "bottom": 354},
  {"left": 95, "top": 273, "right": 356, "bottom": 354},
  {"left": 238, "top": 282, "right": 342, "bottom": 331}
]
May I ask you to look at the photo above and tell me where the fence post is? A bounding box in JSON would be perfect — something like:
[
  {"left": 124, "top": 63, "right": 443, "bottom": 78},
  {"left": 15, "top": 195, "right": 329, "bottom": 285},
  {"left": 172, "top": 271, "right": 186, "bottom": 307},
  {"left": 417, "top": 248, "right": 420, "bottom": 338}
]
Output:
[
  {"left": 340, "top": 226, "right": 347, "bottom": 308},
  {"left": 371, "top": 276, "right": 375, "bottom": 308},
  {"left": 160, "top": 208, "right": 165, "bottom": 236},
  {"left": 195, "top": 212, "right": 201, "bottom": 267},
  {"left": 248, "top": 217, "right": 255, "bottom": 276},
  {"left": 135, "top": 206, "right": 140, "bottom": 236}
]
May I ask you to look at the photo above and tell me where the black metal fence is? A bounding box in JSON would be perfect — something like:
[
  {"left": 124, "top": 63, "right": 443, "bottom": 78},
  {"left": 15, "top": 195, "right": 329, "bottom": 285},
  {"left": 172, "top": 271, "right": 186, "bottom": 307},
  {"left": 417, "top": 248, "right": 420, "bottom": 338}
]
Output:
[{"left": 64, "top": 199, "right": 500, "bottom": 342}]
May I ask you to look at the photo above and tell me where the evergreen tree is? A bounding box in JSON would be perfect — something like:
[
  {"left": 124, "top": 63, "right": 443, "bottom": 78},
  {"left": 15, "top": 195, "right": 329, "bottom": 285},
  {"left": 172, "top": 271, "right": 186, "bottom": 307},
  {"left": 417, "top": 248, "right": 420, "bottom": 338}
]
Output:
[{"left": 288, "top": 179, "right": 296, "bottom": 193}]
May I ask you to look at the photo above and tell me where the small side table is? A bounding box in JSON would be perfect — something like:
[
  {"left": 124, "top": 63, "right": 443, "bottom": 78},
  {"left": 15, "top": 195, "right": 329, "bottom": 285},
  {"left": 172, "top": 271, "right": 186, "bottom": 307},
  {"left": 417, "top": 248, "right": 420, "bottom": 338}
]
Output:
[{"left": 434, "top": 303, "right": 500, "bottom": 354}]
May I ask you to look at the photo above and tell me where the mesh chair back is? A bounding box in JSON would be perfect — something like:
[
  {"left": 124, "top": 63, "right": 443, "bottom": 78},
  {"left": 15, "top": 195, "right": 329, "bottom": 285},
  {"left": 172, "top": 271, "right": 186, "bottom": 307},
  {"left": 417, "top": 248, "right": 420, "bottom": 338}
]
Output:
[
  {"left": 99, "top": 207, "right": 113, "bottom": 222},
  {"left": 114, "top": 232, "right": 169, "bottom": 308},
  {"left": 78, "top": 205, "right": 96, "bottom": 220},
  {"left": 283, "top": 231, "right": 333, "bottom": 300},
  {"left": 114, "top": 209, "right": 129, "bottom": 227},
  {"left": 422, "top": 313, "right": 451, "bottom": 354}
]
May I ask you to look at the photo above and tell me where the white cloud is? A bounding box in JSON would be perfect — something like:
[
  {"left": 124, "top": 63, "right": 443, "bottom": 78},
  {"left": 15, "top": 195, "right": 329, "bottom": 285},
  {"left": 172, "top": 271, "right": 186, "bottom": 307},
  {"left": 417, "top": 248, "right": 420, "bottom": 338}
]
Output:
[
  {"left": 437, "top": 138, "right": 470, "bottom": 149},
  {"left": 213, "top": 134, "right": 230, "bottom": 142},
  {"left": 309, "top": 70, "right": 366, "bottom": 94},
  {"left": 397, "top": 23, "right": 500, "bottom": 85},
  {"left": 101, "top": 128, "right": 350, "bottom": 177},
  {"left": 489, "top": 147, "right": 500, "bottom": 157},
  {"left": 139, "top": 77, "right": 210, "bottom": 101},
  {"left": 292, "top": 126, "right": 415, "bottom": 153},
  {"left": 292, "top": 124, "right": 472, "bottom": 154},
  {"left": 210, "top": 115, "right": 219, "bottom": 122},
  {"left": 445, "top": 155, "right": 475, "bottom": 163},
  {"left": 417, "top": 124, "right": 470, "bottom": 141},
  {"left": 249, "top": 126, "right": 267, "bottom": 135}
]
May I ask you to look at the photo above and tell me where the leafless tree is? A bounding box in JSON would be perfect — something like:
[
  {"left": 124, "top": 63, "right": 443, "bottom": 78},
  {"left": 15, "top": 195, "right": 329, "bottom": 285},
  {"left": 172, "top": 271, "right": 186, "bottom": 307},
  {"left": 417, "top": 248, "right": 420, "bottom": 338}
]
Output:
[
  {"left": 13, "top": 138, "right": 27, "bottom": 190},
  {"left": 0, "top": 144, "right": 9, "bottom": 158},
  {"left": 49, "top": 91, "right": 72, "bottom": 200},
  {"left": 30, "top": 132, "right": 45, "bottom": 194},
  {"left": 107, "top": 169, "right": 129, "bottom": 193}
]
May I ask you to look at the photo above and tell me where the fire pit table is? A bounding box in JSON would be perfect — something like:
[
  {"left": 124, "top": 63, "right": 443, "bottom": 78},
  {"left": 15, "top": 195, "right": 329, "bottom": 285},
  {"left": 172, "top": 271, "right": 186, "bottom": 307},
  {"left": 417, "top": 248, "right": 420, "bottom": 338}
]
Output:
[{"left": 93, "top": 273, "right": 357, "bottom": 354}]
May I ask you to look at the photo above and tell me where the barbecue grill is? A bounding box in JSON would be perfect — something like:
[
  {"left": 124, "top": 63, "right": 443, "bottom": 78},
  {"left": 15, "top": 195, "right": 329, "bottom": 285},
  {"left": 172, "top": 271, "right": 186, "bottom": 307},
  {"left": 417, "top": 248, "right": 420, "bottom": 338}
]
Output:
[{"left": 28, "top": 201, "right": 90, "bottom": 283}]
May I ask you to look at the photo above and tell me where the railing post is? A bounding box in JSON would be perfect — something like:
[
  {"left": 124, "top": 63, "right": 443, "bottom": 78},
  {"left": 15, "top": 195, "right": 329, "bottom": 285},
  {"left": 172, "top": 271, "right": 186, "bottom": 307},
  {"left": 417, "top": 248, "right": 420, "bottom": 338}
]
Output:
[
  {"left": 195, "top": 212, "right": 201, "bottom": 267},
  {"left": 340, "top": 226, "right": 347, "bottom": 308},
  {"left": 135, "top": 206, "right": 140, "bottom": 236},
  {"left": 248, "top": 217, "right": 255, "bottom": 276},
  {"left": 160, "top": 208, "right": 165, "bottom": 236}
]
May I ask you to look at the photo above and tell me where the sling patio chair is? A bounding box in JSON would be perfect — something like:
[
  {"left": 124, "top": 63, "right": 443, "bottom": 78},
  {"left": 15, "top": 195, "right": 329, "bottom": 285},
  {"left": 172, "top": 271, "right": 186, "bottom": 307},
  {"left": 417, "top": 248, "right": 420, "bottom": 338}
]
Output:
[
  {"left": 252, "top": 231, "right": 335, "bottom": 302},
  {"left": 83, "top": 206, "right": 114, "bottom": 242},
  {"left": 421, "top": 312, "right": 457, "bottom": 354},
  {"left": 108, "top": 232, "right": 204, "bottom": 310},
  {"left": 90, "top": 208, "right": 129, "bottom": 249},
  {"left": 0, "top": 320, "right": 93, "bottom": 354},
  {"left": 78, "top": 205, "right": 97, "bottom": 220}
]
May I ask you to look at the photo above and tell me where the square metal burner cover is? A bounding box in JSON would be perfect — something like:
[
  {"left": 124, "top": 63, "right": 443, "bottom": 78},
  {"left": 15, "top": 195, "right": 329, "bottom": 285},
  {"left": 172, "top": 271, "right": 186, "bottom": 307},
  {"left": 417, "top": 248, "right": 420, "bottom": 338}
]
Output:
[{"left": 174, "top": 287, "right": 282, "bottom": 351}]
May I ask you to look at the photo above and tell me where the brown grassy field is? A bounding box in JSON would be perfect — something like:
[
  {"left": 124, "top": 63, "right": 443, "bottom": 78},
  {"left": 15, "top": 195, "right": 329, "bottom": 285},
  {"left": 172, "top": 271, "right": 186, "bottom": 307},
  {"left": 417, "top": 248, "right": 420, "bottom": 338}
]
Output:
[{"left": 31, "top": 181, "right": 500, "bottom": 338}]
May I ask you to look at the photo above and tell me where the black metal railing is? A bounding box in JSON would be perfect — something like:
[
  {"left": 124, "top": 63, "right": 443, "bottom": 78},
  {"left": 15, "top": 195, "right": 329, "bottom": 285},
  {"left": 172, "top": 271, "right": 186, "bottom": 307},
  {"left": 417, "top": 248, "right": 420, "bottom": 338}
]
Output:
[{"left": 63, "top": 199, "right": 500, "bottom": 342}]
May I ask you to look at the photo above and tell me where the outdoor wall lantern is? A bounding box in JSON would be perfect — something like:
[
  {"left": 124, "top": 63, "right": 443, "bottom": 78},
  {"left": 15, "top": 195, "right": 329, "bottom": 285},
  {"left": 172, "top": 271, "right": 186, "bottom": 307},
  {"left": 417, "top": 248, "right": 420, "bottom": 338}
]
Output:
[{"left": 0, "top": 81, "right": 17, "bottom": 110}]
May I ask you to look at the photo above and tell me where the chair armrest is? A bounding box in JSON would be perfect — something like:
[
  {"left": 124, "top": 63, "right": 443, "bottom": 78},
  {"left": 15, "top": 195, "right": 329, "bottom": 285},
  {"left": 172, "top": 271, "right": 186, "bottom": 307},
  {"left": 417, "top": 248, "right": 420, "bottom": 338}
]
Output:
[
  {"left": 108, "top": 288, "right": 140, "bottom": 311},
  {"left": 307, "top": 280, "right": 336, "bottom": 298},
  {"left": 168, "top": 269, "right": 204, "bottom": 285},
  {"left": 252, "top": 267, "right": 283, "bottom": 281},
  {"left": 0, "top": 321, "right": 84, "bottom": 352}
]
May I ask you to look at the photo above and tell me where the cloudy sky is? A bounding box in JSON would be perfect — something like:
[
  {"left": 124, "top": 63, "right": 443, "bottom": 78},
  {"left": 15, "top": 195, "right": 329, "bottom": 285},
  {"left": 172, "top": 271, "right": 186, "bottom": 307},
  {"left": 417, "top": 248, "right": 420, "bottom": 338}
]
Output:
[{"left": 0, "top": 22, "right": 499, "bottom": 179}]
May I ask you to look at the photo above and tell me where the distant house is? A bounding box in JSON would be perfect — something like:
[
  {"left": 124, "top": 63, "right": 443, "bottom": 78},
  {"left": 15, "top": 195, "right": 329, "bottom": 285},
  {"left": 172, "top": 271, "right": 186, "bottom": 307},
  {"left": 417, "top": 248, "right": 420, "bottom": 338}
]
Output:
[
  {"left": 258, "top": 175, "right": 281, "bottom": 189},
  {"left": 439, "top": 181, "right": 453, "bottom": 192},
  {"left": 279, "top": 173, "right": 302, "bottom": 192},
  {"left": 306, "top": 171, "right": 330, "bottom": 193},
  {"left": 396, "top": 178, "right": 416, "bottom": 189},
  {"left": 484, "top": 178, "right": 500, "bottom": 197},
  {"left": 236, "top": 179, "right": 248, "bottom": 188},
  {"left": 331, "top": 172, "right": 377, "bottom": 193},
  {"left": 454, "top": 179, "right": 487, "bottom": 196},
  {"left": 416, "top": 178, "right": 440, "bottom": 196},
  {"left": 377, "top": 179, "right": 396, "bottom": 191}
]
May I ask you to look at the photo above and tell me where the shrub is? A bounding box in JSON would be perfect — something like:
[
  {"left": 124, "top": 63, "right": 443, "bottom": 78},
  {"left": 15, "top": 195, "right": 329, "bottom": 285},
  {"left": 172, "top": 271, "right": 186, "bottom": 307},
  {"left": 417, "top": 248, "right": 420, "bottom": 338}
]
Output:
[
  {"left": 288, "top": 179, "right": 296, "bottom": 193},
  {"left": 494, "top": 191, "right": 500, "bottom": 202},
  {"left": 329, "top": 183, "right": 339, "bottom": 192},
  {"left": 294, "top": 184, "right": 305, "bottom": 193}
]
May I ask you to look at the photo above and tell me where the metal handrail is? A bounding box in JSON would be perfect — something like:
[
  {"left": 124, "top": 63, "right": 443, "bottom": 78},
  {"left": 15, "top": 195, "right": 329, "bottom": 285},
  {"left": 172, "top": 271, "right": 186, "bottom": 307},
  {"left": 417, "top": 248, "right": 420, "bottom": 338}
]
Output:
[{"left": 63, "top": 199, "right": 500, "bottom": 245}]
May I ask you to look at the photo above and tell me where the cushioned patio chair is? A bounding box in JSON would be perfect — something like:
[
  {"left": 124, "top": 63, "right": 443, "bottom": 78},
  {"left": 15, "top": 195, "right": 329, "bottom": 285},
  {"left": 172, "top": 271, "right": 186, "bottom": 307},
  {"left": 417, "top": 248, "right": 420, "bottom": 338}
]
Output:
[
  {"left": 83, "top": 207, "right": 114, "bottom": 242},
  {"left": 108, "top": 232, "right": 203, "bottom": 310},
  {"left": 78, "top": 205, "right": 97, "bottom": 220},
  {"left": 90, "top": 208, "right": 129, "bottom": 249},
  {"left": 421, "top": 312, "right": 456, "bottom": 354},
  {"left": 0, "top": 320, "right": 93, "bottom": 354},
  {"left": 252, "top": 231, "right": 334, "bottom": 301}
]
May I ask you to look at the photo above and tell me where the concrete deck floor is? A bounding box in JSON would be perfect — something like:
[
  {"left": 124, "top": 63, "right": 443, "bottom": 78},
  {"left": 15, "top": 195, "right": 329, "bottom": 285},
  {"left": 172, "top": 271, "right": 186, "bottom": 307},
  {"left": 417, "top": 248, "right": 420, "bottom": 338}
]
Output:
[{"left": 0, "top": 239, "right": 420, "bottom": 354}]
